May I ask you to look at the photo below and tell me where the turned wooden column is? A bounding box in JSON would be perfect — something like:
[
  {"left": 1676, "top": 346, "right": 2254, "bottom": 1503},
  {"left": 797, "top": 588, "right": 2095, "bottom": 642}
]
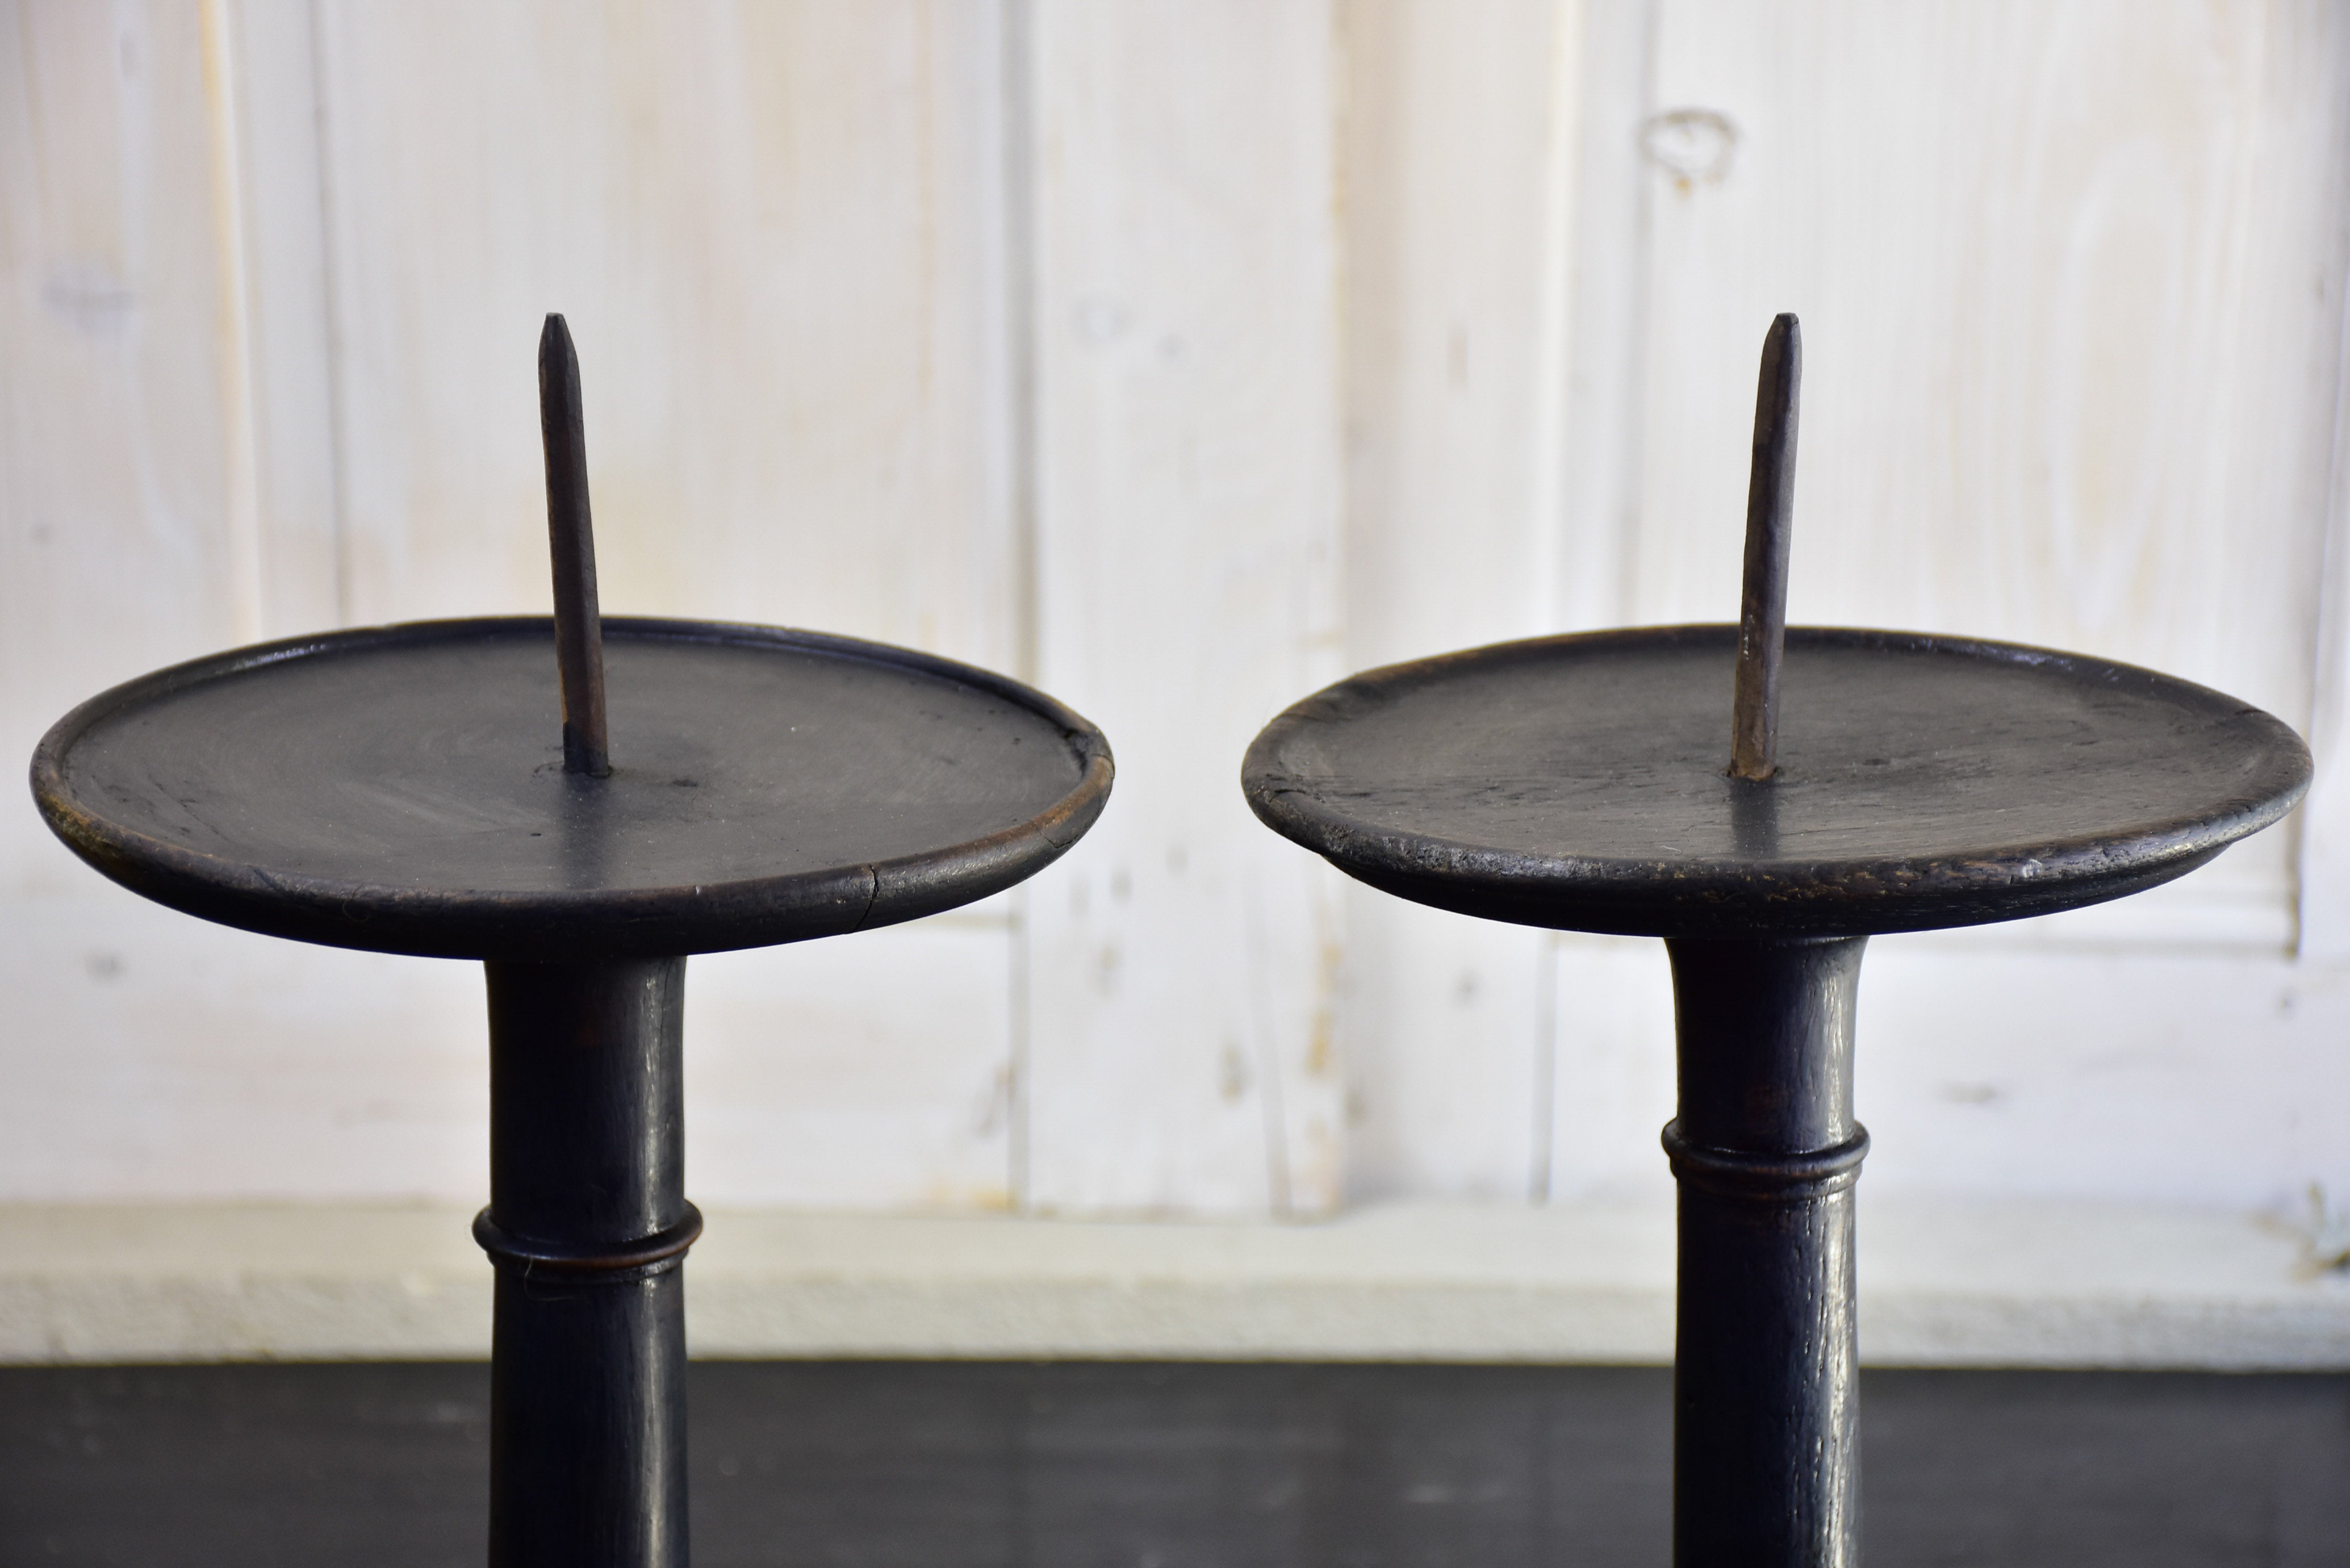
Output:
[
  {"left": 1240, "top": 316, "right": 2308, "bottom": 1568},
  {"left": 33, "top": 316, "right": 1112, "bottom": 1568},
  {"left": 1665, "top": 936, "right": 1867, "bottom": 1568},
  {"left": 480, "top": 958, "right": 697, "bottom": 1567}
]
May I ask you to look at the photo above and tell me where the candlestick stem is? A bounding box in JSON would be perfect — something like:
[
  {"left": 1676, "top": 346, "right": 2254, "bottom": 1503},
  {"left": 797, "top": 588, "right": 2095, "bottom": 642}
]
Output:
[
  {"left": 539, "top": 314, "right": 612, "bottom": 777},
  {"left": 1666, "top": 934, "right": 1864, "bottom": 1568},
  {"left": 1731, "top": 314, "right": 1800, "bottom": 781},
  {"left": 481, "top": 957, "right": 694, "bottom": 1567}
]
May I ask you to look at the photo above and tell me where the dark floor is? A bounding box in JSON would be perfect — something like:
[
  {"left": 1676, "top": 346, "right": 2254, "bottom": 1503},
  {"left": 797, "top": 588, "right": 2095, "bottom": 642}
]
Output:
[{"left": 2, "top": 1362, "right": 2345, "bottom": 1566}]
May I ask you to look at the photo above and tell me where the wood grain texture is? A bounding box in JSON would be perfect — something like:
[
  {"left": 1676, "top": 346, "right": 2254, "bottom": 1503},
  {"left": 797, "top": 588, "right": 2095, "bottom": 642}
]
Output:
[
  {"left": 1020, "top": 0, "right": 1345, "bottom": 1214},
  {"left": 1246, "top": 628, "right": 2309, "bottom": 938}
]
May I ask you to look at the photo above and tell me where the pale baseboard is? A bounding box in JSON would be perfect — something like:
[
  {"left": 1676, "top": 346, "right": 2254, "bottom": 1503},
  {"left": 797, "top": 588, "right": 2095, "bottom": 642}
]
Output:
[{"left": 1, "top": 1196, "right": 2344, "bottom": 1369}]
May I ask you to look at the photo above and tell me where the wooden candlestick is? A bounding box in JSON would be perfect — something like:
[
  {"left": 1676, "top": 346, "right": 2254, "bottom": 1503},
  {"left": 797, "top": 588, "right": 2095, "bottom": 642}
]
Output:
[
  {"left": 32, "top": 322, "right": 1114, "bottom": 1567},
  {"left": 1241, "top": 318, "right": 2309, "bottom": 1567}
]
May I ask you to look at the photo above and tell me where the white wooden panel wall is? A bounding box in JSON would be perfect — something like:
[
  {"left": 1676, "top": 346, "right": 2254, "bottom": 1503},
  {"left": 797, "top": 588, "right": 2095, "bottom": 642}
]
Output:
[{"left": 7, "top": 0, "right": 2350, "bottom": 1223}]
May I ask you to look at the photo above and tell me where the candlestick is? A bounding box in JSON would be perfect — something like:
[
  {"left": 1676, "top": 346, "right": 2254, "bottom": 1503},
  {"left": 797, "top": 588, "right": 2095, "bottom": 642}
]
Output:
[
  {"left": 1242, "top": 316, "right": 2308, "bottom": 1567},
  {"left": 33, "top": 321, "right": 1114, "bottom": 1566}
]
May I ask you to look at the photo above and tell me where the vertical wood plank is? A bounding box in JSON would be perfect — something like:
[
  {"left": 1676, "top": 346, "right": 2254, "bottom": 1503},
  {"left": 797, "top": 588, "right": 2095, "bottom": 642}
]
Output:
[
  {"left": 224, "top": 0, "right": 344, "bottom": 635},
  {"left": 1334, "top": 0, "right": 1579, "bottom": 1201},
  {"left": 1553, "top": 0, "right": 1656, "bottom": 634},
  {"left": 0, "top": 3, "right": 487, "bottom": 1208},
  {"left": 2275, "top": 1, "right": 2350, "bottom": 958},
  {"left": 0, "top": 0, "right": 243, "bottom": 770},
  {"left": 1021, "top": 0, "right": 1345, "bottom": 1215},
  {"left": 197, "top": 0, "right": 263, "bottom": 644},
  {"left": 0, "top": 893, "right": 489, "bottom": 1203},
  {"left": 2301, "top": 251, "right": 2350, "bottom": 956},
  {"left": 1540, "top": 0, "right": 1661, "bottom": 1202}
]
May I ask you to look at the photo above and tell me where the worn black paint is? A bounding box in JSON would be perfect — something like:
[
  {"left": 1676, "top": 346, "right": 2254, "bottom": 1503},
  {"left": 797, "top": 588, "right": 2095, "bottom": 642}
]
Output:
[{"left": 1242, "top": 622, "right": 2308, "bottom": 1568}]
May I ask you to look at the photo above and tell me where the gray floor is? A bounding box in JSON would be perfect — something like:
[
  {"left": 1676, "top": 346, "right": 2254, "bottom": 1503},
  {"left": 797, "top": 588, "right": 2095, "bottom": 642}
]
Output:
[{"left": 3, "top": 1362, "right": 2345, "bottom": 1566}]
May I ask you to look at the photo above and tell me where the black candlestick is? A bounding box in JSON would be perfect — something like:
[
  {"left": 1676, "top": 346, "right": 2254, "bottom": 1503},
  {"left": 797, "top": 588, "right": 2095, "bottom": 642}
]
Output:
[
  {"left": 32, "top": 324, "right": 1113, "bottom": 1566},
  {"left": 1242, "top": 319, "right": 2308, "bottom": 1567}
]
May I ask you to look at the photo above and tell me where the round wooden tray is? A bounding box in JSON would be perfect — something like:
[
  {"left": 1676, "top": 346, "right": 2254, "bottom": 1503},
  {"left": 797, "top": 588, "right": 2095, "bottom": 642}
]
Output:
[
  {"left": 34, "top": 616, "right": 1112, "bottom": 960},
  {"left": 1243, "top": 625, "right": 2308, "bottom": 939}
]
